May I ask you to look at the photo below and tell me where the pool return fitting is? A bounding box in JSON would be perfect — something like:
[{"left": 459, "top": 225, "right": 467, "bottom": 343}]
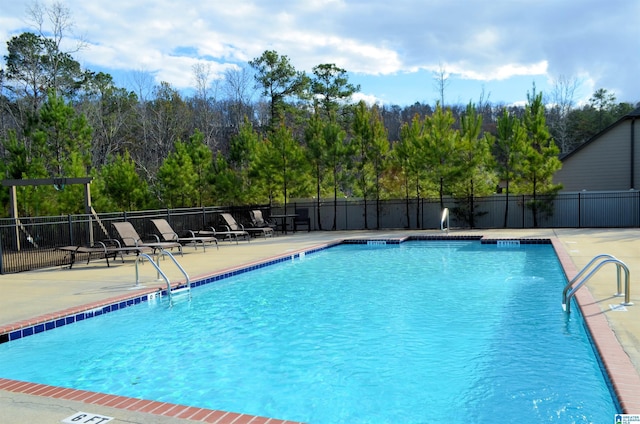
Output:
[{"left": 562, "top": 254, "right": 632, "bottom": 313}]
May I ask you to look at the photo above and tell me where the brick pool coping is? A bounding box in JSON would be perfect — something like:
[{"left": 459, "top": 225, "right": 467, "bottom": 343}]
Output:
[
  {"left": 0, "top": 236, "right": 638, "bottom": 421},
  {"left": 550, "top": 238, "right": 640, "bottom": 413},
  {"left": 0, "top": 245, "right": 324, "bottom": 424}
]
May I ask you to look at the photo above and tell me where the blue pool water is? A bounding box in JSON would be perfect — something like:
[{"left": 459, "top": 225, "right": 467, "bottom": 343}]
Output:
[{"left": 0, "top": 241, "right": 618, "bottom": 423}]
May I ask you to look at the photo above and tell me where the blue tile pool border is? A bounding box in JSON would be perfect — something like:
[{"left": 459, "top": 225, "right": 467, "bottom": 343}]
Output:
[
  {"left": 0, "top": 242, "right": 337, "bottom": 344},
  {"left": 2, "top": 235, "right": 637, "bottom": 414},
  {"left": 0, "top": 236, "right": 550, "bottom": 344}
]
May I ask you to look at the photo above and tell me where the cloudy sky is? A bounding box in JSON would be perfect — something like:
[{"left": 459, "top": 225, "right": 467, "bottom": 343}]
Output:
[{"left": 1, "top": 0, "right": 639, "bottom": 107}]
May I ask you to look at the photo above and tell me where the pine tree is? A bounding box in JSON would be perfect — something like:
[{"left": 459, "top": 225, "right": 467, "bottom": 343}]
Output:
[
  {"left": 422, "top": 103, "right": 458, "bottom": 210},
  {"left": 368, "top": 106, "right": 390, "bottom": 229},
  {"left": 323, "top": 120, "right": 349, "bottom": 230},
  {"left": 494, "top": 109, "right": 527, "bottom": 227},
  {"left": 455, "top": 102, "right": 495, "bottom": 227},
  {"left": 352, "top": 101, "right": 375, "bottom": 229},
  {"left": 522, "top": 91, "right": 563, "bottom": 227},
  {"left": 229, "top": 117, "right": 260, "bottom": 198},
  {"left": 157, "top": 141, "right": 196, "bottom": 208},
  {"left": 251, "top": 123, "right": 307, "bottom": 210},
  {"left": 185, "top": 130, "right": 213, "bottom": 207},
  {"left": 304, "top": 108, "right": 328, "bottom": 230},
  {"left": 393, "top": 115, "right": 425, "bottom": 228},
  {"left": 95, "top": 151, "right": 148, "bottom": 211}
]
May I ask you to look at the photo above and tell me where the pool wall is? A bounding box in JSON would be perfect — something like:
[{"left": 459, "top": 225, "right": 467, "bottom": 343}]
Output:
[
  {"left": 1, "top": 235, "right": 639, "bottom": 420},
  {"left": 0, "top": 240, "right": 342, "bottom": 344}
]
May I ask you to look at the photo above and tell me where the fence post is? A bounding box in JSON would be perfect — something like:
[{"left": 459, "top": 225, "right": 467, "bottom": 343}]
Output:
[
  {"left": 344, "top": 198, "right": 348, "bottom": 230},
  {"left": 578, "top": 191, "right": 581, "bottom": 228},
  {"left": 636, "top": 191, "right": 640, "bottom": 227},
  {"left": 522, "top": 195, "right": 525, "bottom": 228},
  {"left": 0, "top": 236, "right": 4, "bottom": 274},
  {"left": 68, "top": 215, "right": 74, "bottom": 246}
]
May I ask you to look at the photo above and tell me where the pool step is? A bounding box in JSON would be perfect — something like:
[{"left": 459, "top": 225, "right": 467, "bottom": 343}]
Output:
[
  {"left": 169, "top": 286, "right": 191, "bottom": 303},
  {"left": 137, "top": 250, "right": 192, "bottom": 306}
]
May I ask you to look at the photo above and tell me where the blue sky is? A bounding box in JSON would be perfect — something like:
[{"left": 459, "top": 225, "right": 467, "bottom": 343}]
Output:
[{"left": 2, "top": 0, "right": 639, "bottom": 107}]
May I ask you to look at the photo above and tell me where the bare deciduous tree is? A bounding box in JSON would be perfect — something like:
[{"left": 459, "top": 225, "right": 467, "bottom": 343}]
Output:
[
  {"left": 128, "top": 68, "right": 154, "bottom": 102},
  {"left": 223, "top": 67, "right": 255, "bottom": 106},
  {"left": 28, "top": 1, "right": 87, "bottom": 94},
  {"left": 548, "top": 75, "right": 581, "bottom": 153},
  {"left": 432, "top": 62, "right": 450, "bottom": 107},
  {"left": 29, "top": 1, "right": 82, "bottom": 51},
  {"left": 191, "top": 62, "right": 220, "bottom": 150}
]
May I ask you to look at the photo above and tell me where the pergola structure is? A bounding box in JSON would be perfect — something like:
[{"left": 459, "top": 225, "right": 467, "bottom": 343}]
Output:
[{"left": 1, "top": 177, "right": 93, "bottom": 250}]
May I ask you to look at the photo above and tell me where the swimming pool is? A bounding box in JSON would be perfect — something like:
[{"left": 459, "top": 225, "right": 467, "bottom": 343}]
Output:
[{"left": 0, "top": 240, "right": 618, "bottom": 423}]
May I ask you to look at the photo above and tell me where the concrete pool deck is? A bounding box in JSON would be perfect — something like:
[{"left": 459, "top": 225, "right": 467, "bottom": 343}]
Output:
[{"left": 0, "top": 228, "right": 639, "bottom": 422}]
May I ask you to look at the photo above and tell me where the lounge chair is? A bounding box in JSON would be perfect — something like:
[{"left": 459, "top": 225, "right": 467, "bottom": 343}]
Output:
[
  {"left": 112, "top": 221, "right": 183, "bottom": 255},
  {"left": 197, "top": 225, "right": 250, "bottom": 244},
  {"left": 220, "top": 212, "right": 274, "bottom": 238},
  {"left": 250, "top": 210, "right": 277, "bottom": 231},
  {"left": 150, "top": 219, "right": 218, "bottom": 252},
  {"left": 58, "top": 240, "right": 151, "bottom": 269},
  {"left": 293, "top": 208, "right": 311, "bottom": 232}
]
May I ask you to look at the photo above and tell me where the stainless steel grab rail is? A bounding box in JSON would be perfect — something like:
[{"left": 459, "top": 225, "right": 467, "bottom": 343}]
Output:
[
  {"left": 441, "top": 208, "right": 449, "bottom": 234},
  {"left": 562, "top": 254, "right": 632, "bottom": 313},
  {"left": 136, "top": 250, "right": 191, "bottom": 305}
]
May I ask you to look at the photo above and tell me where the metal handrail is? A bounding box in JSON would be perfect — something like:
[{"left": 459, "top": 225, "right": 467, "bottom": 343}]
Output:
[
  {"left": 562, "top": 254, "right": 617, "bottom": 304},
  {"left": 441, "top": 208, "right": 449, "bottom": 234},
  {"left": 135, "top": 250, "right": 191, "bottom": 305},
  {"left": 562, "top": 254, "right": 632, "bottom": 313}
]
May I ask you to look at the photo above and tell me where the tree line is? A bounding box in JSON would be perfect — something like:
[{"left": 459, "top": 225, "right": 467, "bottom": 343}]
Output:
[{"left": 0, "top": 3, "right": 637, "bottom": 227}]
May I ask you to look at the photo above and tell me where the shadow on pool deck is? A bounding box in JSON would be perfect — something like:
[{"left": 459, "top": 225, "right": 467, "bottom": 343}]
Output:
[{"left": 1, "top": 228, "right": 639, "bottom": 422}]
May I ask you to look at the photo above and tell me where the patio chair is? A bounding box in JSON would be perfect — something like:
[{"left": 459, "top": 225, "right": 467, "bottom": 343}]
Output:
[
  {"left": 197, "top": 225, "right": 250, "bottom": 244},
  {"left": 112, "top": 221, "right": 183, "bottom": 255},
  {"left": 150, "top": 219, "right": 218, "bottom": 252},
  {"left": 293, "top": 208, "right": 311, "bottom": 232},
  {"left": 220, "top": 212, "right": 274, "bottom": 238}
]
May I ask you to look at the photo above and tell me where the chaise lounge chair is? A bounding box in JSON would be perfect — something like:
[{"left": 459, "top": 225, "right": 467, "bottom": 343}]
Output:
[
  {"left": 250, "top": 210, "right": 278, "bottom": 231},
  {"left": 197, "top": 225, "right": 250, "bottom": 244},
  {"left": 150, "top": 218, "right": 218, "bottom": 252},
  {"left": 112, "top": 221, "right": 183, "bottom": 255},
  {"left": 220, "top": 212, "right": 274, "bottom": 238},
  {"left": 58, "top": 240, "right": 151, "bottom": 269}
]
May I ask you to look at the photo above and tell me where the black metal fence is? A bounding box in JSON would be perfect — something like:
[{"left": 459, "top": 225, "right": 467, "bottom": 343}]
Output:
[
  {"left": 1, "top": 191, "right": 638, "bottom": 273},
  {"left": 0, "top": 205, "right": 268, "bottom": 274},
  {"left": 279, "top": 190, "right": 640, "bottom": 231}
]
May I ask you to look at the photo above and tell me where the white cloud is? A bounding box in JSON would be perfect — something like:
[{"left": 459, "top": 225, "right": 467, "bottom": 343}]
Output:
[
  {"left": 453, "top": 61, "right": 549, "bottom": 82},
  {"left": 352, "top": 92, "right": 382, "bottom": 106},
  {"left": 284, "top": 32, "right": 402, "bottom": 75},
  {"left": 1, "top": 0, "right": 638, "bottom": 105}
]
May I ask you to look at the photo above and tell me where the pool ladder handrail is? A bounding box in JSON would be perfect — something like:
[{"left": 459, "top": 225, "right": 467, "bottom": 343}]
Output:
[
  {"left": 136, "top": 250, "right": 191, "bottom": 304},
  {"left": 562, "top": 254, "right": 632, "bottom": 313},
  {"left": 441, "top": 208, "right": 449, "bottom": 234}
]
